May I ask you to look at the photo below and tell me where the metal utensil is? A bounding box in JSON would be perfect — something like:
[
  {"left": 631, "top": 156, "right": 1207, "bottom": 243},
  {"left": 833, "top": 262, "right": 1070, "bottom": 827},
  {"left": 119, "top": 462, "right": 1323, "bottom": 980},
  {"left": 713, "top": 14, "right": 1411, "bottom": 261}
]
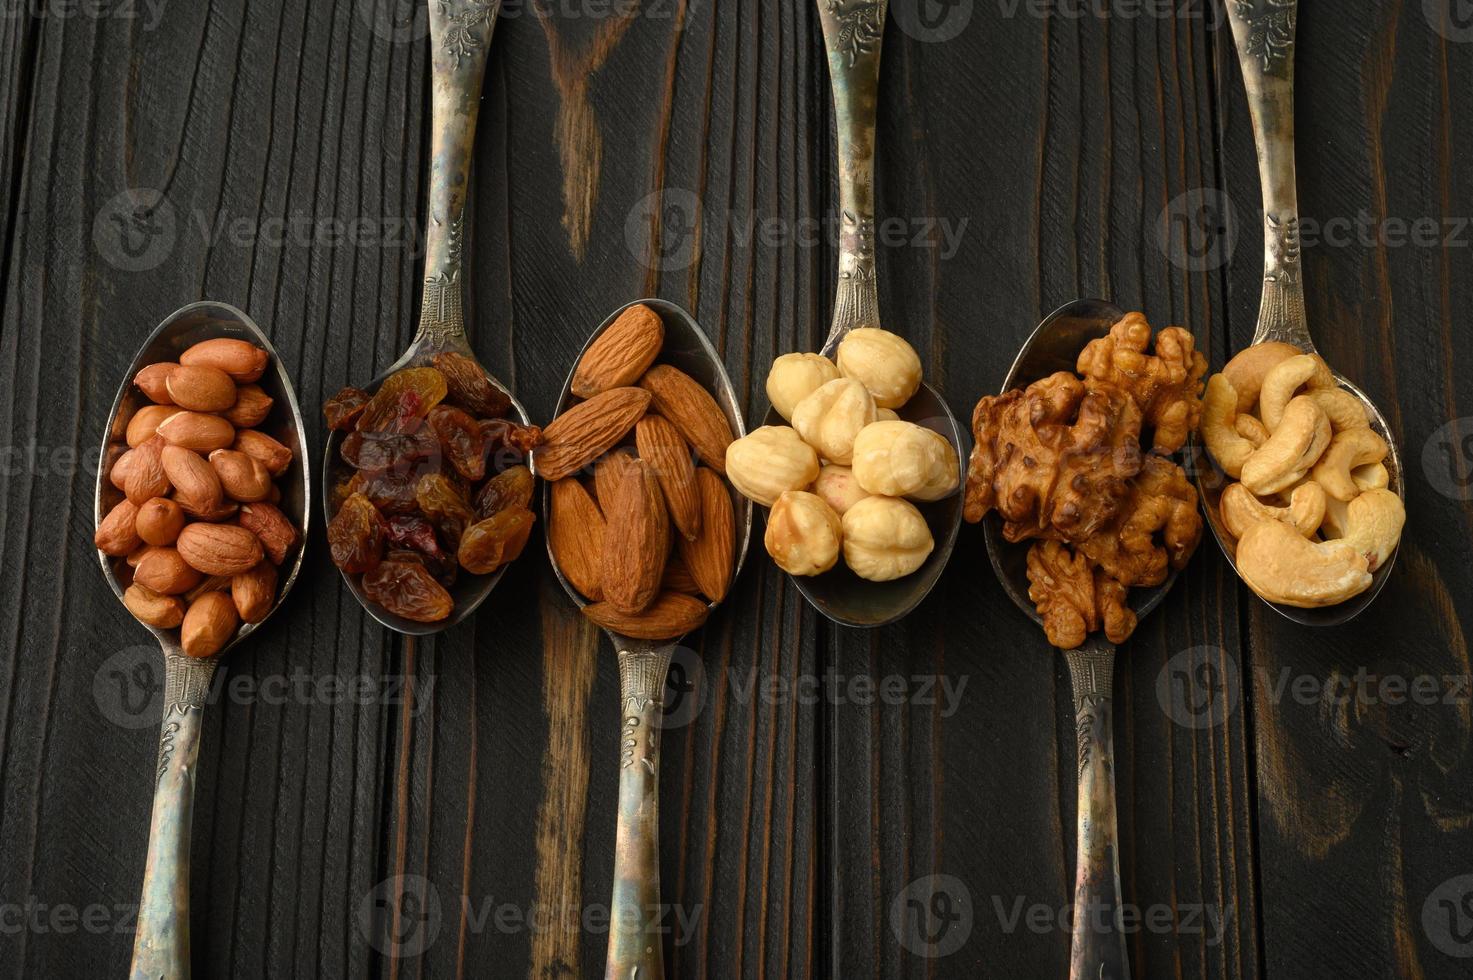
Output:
[
  {"left": 1199, "top": 0, "right": 1404, "bottom": 625},
  {"left": 757, "top": 0, "right": 964, "bottom": 628},
  {"left": 321, "top": 0, "right": 531, "bottom": 634},
  {"left": 544, "top": 299, "right": 752, "bottom": 980},
  {"left": 983, "top": 298, "right": 1190, "bottom": 980},
  {"left": 94, "top": 300, "right": 311, "bottom": 980}
]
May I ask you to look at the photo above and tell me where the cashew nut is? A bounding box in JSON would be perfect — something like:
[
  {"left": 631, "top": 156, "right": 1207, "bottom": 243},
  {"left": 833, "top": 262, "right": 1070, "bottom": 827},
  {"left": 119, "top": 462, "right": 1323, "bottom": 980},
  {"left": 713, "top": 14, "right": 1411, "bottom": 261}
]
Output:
[
  {"left": 1235, "top": 414, "right": 1270, "bottom": 448},
  {"left": 1202, "top": 374, "right": 1255, "bottom": 478},
  {"left": 1337, "top": 489, "right": 1404, "bottom": 572},
  {"left": 1235, "top": 519, "right": 1372, "bottom": 608},
  {"left": 1352, "top": 461, "right": 1389, "bottom": 493},
  {"left": 1306, "top": 386, "right": 1369, "bottom": 432},
  {"left": 1321, "top": 493, "right": 1350, "bottom": 539},
  {"left": 1240, "top": 396, "right": 1332, "bottom": 496},
  {"left": 1221, "top": 341, "right": 1301, "bottom": 413},
  {"left": 1259, "top": 354, "right": 1335, "bottom": 431},
  {"left": 1222, "top": 481, "right": 1326, "bottom": 539},
  {"left": 1310, "top": 427, "right": 1389, "bottom": 501}
]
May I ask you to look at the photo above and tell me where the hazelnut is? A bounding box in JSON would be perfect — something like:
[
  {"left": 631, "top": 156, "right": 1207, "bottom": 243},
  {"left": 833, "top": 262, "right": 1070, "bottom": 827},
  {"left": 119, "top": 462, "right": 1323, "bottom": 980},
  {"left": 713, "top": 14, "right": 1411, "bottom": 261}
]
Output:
[
  {"left": 765, "top": 491, "right": 842, "bottom": 576},
  {"left": 790, "top": 378, "right": 876, "bottom": 465},
  {"left": 836, "top": 328, "right": 922, "bottom": 409},
  {"left": 812, "top": 464, "right": 870, "bottom": 516},
  {"left": 841, "top": 496, "right": 934, "bottom": 582},
  {"left": 850, "top": 421, "right": 960, "bottom": 501},
  {"left": 766, "top": 353, "right": 840, "bottom": 421},
  {"left": 724, "top": 426, "right": 820, "bottom": 508}
]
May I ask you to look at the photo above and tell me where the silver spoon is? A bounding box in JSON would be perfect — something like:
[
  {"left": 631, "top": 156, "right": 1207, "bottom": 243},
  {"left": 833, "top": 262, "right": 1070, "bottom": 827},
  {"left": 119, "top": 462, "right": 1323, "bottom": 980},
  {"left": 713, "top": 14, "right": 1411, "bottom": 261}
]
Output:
[
  {"left": 94, "top": 300, "right": 311, "bottom": 980},
  {"left": 1198, "top": 0, "right": 1403, "bottom": 626},
  {"left": 983, "top": 298, "right": 1191, "bottom": 980},
  {"left": 321, "top": 0, "right": 531, "bottom": 634},
  {"left": 543, "top": 299, "right": 752, "bottom": 980},
  {"left": 758, "top": 0, "right": 964, "bottom": 628}
]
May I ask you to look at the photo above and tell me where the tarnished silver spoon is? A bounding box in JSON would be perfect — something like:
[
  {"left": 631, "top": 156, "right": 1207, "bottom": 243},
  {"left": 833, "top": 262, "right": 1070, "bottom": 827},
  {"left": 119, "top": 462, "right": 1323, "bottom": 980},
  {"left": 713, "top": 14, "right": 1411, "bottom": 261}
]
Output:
[
  {"left": 1198, "top": 0, "right": 1404, "bottom": 626},
  {"left": 983, "top": 298, "right": 1192, "bottom": 980},
  {"left": 544, "top": 299, "right": 752, "bottom": 980},
  {"left": 94, "top": 300, "right": 310, "bottom": 980},
  {"left": 760, "top": 0, "right": 965, "bottom": 628},
  {"left": 321, "top": 0, "right": 531, "bottom": 634}
]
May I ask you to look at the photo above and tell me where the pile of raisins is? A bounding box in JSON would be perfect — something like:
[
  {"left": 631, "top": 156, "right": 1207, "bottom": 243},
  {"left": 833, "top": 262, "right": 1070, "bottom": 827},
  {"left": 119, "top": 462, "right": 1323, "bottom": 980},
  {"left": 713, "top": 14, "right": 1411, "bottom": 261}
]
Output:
[{"left": 324, "top": 352, "right": 541, "bottom": 622}]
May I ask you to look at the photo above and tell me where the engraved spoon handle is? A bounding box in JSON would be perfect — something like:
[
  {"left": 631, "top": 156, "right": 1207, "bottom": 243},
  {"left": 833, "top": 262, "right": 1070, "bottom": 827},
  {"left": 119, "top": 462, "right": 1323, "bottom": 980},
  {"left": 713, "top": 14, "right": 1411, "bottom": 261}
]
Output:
[
  {"left": 1064, "top": 641, "right": 1130, "bottom": 980},
  {"left": 417, "top": 0, "right": 501, "bottom": 344},
  {"left": 1225, "top": 0, "right": 1313, "bottom": 351},
  {"left": 605, "top": 644, "right": 674, "bottom": 980},
  {"left": 817, "top": 0, "right": 888, "bottom": 353},
  {"left": 130, "top": 654, "right": 218, "bottom": 980}
]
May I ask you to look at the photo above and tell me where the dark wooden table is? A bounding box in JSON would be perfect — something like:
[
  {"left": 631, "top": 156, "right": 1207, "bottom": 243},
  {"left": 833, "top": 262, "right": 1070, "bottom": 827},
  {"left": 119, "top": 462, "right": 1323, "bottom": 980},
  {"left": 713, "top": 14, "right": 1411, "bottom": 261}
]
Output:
[{"left": 3, "top": 1, "right": 1472, "bottom": 977}]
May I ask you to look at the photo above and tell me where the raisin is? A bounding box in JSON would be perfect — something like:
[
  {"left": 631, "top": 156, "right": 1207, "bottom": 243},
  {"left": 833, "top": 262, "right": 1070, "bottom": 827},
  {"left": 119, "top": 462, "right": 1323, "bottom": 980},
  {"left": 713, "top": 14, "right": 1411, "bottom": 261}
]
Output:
[
  {"left": 385, "top": 515, "right": 457, "bottom": 586},
  {"left": 323, "top": 387, "right": 370, "bottom": 430},
  {"left": 327, "top": 493, "right": 384, "bottom": 573},
  {"left": 457, "top": 507, "right": 535, "bottom": 575},
  {"left": 330, "top": 473, "right": 364, "bottom": 515},
  {"left": 434, "top": 351, "right": 512, "bottom": 418},
  {"left": 479, "top": 419, "right": 543, "bottom": 474},
  {"left": 473, "top": 465, "right": 534, "bottom": 521},
  {"left": 360, "top": 470, "right": 421, "bottom": 514},
  {"left": 416, "top": 473, "right": 474, "bottom": 548},
  {"left": 428, "top": 404, "right": 487, "bottom": 482},
  {"left": 362, "top": 561, "right": 453, "bottom": 622},
  {"left": 342, "top": 428, "right": 440, "bottom": 476},
  {"left": 356, "top": 368, "right": 447, "bottom": 434}
]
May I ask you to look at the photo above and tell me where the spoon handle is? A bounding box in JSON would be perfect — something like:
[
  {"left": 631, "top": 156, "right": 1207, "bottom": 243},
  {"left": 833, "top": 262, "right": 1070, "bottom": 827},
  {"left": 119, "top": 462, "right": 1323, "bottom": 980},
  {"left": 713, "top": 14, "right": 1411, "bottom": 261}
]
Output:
[
  {"left": 605, "top": 644, "right": 674, "bottom": 980},
  {"left": 1063, "top": 641, "right": 1130, "bottom": 980},
  {"left": 416, "top": 0, "right": 501, "bottom": 345},
  {"left": 816, "top": 0, "right": 888, "bottom": 353},
  {"left": 1225, "top": 0, "right": 1312, "bottom": 351},
  {"left": 130, "top": 654, "right": 218, "bottom": 980}
]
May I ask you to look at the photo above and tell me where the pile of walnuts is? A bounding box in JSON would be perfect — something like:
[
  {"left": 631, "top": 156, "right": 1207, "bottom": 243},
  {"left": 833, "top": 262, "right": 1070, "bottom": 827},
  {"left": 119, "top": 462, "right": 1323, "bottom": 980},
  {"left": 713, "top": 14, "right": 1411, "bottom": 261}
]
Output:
[{"left": 965, "top": 313, "right": 1207, "bottom": 649}]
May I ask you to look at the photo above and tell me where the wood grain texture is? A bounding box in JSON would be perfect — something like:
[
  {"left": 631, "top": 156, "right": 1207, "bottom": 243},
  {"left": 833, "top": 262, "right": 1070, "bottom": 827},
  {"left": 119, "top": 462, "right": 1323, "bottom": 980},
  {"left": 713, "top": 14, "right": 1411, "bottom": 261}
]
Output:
[{"left": 0, "top": 1, "right": 1470, "bottom": 978}]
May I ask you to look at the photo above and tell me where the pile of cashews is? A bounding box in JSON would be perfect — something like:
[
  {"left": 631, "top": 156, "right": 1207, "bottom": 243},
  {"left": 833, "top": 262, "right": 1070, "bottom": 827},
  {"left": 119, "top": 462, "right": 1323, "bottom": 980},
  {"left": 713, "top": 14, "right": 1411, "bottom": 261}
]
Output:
[{"left": 1202, "top": 342, "right": 1405, "bottom": 608}]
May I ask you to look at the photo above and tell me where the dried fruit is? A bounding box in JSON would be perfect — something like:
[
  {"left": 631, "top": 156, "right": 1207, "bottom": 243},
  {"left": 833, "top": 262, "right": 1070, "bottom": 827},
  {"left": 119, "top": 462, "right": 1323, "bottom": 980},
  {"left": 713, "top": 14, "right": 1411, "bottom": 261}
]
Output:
[
  {"left": 323, "top": 387, "right": 370, "bottom": 430},
  {"left": 176, "top": 522, "right": 265, "bottom": 577},
  {"left": 162, "top": 444, "right": 226, "bottom": 518},
  {"left": 134, "top": 363, "right": 178, "bottom": 404},
  {"left": 156, "top": 411, "right": 236, "bottom": 452},
  {"left": 362, "top": 561, "right": 454, "bottom": 622},
  {"left": 134, "top": 547, "right": 205, "bottom": 595},
  {"left": 239, "top": 502, "right": 300, "bottom": 565},
  {"left": 123, "top": 583, "right": 186, "bottom": 629},
  {"left": 639, "top": 365, "right": 733, "bottom": 474},
  {"left": 96, "top": 499, "right": 143, "bottom": 556},
  {"left": 417, "top": 473, "right": 475, "bottom": 548},
  {"left": 180, "top": 338, "right": 269, "bottom": 383},
  {"left": 548, "top": 478, "right": 606, "bottom": 600},
  {"left": 571, "top": 303, "right": 664, "bottom": 397},
  {"left": 360, "top": 470, "right": 421, "bottom": 515},
  {"left": 328, "top": 493, "right": 384, "bottom": 573},
  {"left": 636, "top": 415, "right": 701, "bottom": 540},
  {"left": 136, "top": 497, "right": 186, "bottom": 546},
  {"left": 680, "top": 468, "right": 736, "bottom": 601},
  {"left": 166, "top": 365, "right": 237, "bottom": 413},
  {"left": 357, "top": 367, "right": 447, "bottom": 434},
  {"left": 600, "top": 459, "right": 668, "bottom": 615},
  {"left": 233, "top": 429, "right": 294, "bottom": 476},
  {"left": 457, "top": 507, "right": 535, "bottom": 575},
  {"left": 126, "top": 404, "right": 178, "bottom": 447},
  {"left": 434, "top": 352, "right": 512, "bottom": 418},
  {"left": 232, "top": 562, "right": 277, "bottom": 624},
  {"left": 479, "top": 419, "right": 543, "bottom": 461},
  {"left": 123, "top": 436, "right": 171, "bottom": 506},
  {"left": 534, "top": 387, "right": 651, "bottom": 482},
  {"left": 181, "top": 591, "right": 239, "bottom": 657},
  {"left": 428, "top": 404, "right": 488, "bottom": 481},
  {"left": 472, "top": 465, "right": 534, "bottom": 522},
  {"left": 342, "top": 428, "right": 440, "bottom": 476},
  {"left": 224, "top": 384, "right": 274, "bottom": 428},
  {"left": 582, "top": 591, "right": 709, "bottom": 640},
  {"left": 384, "top": 516, "right": 455, "bottom": 582},
  {"left": 210, "top": 449, "right": 273, "bottom": 502}
]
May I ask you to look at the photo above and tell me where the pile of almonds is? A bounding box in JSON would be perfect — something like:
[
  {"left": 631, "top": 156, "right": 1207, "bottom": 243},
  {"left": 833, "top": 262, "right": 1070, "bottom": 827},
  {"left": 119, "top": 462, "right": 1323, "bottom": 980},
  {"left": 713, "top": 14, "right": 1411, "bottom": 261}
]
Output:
[
  {"left": 542, "top": 304, "right": 739, "bottom": 640},
  {"left": 96, "top": 338, "right": 301, "bottom": 657}
]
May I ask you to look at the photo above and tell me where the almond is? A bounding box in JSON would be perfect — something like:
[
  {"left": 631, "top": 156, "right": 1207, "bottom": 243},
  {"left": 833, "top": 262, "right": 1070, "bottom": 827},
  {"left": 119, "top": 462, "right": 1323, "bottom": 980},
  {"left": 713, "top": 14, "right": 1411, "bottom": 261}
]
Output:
[
  {"left": 157, "top": 411, "right": 236, "bottom": 452},
  {"left": 661, "top": 552, "right": 702, "bottom": 594},
  {"left": 232, "top": 561, "right": 277, "bottom": 623},
  {"left": 134, "top": 362, "right": 178, "bottom": 404},
  {"left": 180, "top": 338, "right": 268, "bottom": 383},
  {"left": 123, "top": 583, "right": 186, "bottom": 629},
  {"left": 176, "top": 522, "right": 264, "bottom": 576},
  {"left": 181, "top": 591, "right": 239, "bottom": 657},
  {"left": 96, "top": 499, "right": 143, "bottom": 556},
  {"left": 126, "top": 404, "right": 178, "bottom": 448},
  {"left": 572, "top": 303, "right": 664, "bottom": 398},
  {"left": 582, "top": 591, "right": 709, "bottom": 640},
  {"left": 134, "top": 547, "right": 204, "bottom": 595},
  {"left": 166, "top": 365, "right": 237, "bottom": 413},
  {"left": 224, "top": 384, "right": 274, "bottom": 428},
  {"left": 593, "top": 448, "right": 637, "bottom": 507},
  {"left": 679, "top": 467, "right": 735, "bottom": 602},
  {"left": 136, "top": 497, "right": 186, "bottom": 546},
  {"left": 548, "top": 478, "right": 606, "bottom": 601},
  {"left": 162, "top": 444, "right": 225, "bottom": 517},
  {"left": 533, "top": 387, "right": 651, "bottom": 482},
  {"left": 123, "top": 436, "right": 171, "bottom": 505},
  {"left": 238, "top": 502, "right": 299, "bottom": 565},
  {"left": 210, "top": 449, "right": 272, "bottom": 502},
  {"left": 233, "top": 429, "right": 293, "bottom": 476},
  {"left": 636, "top": 415, "right": 701, "bottom": 541},
  {"left": 639, "top": 365, "right": 733, "bottom": 474},
  {"left": 600, "top": 458, "right": 668, "bottom": 615}
]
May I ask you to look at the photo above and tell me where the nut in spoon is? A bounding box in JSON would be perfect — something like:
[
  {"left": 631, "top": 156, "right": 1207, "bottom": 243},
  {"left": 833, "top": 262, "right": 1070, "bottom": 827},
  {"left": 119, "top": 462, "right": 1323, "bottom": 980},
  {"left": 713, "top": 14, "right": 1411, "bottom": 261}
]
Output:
[
  {"left": 761, "top": 0, "right": 965, "bottom": 628},
  {"left": 94, "top": 300, "right": 311, "bottom": 980},
  {"left": 321, "top": 0, "right": 532, "bottom": 634},
  {"left": 983, "top": 298, "right": 1190, "bottom": 980},
  {"left": 1198, "top": 0, "right": 1404, "bottom": 626},
  {"left": 543, "top": 299, "right": 752, "bottom": 980}
]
